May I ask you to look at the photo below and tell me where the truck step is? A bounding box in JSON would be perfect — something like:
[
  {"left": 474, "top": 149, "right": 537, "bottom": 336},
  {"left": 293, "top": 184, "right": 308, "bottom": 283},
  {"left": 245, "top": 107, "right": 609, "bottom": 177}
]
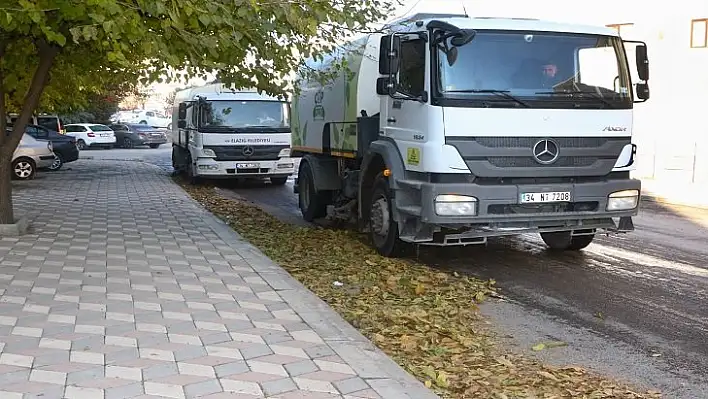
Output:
[
  {"left": 397, "top": 205, "right": 422, "bottom": 215},
  {"left": 396, "top": 179, "right": 424, "bottom": 190}
]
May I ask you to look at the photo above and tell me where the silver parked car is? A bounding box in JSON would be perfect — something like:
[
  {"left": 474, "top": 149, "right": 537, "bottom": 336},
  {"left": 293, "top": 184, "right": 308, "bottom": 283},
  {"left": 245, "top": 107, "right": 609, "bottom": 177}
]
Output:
[{"left": 11, "top": 133, "right": 55, "bottom": 180}]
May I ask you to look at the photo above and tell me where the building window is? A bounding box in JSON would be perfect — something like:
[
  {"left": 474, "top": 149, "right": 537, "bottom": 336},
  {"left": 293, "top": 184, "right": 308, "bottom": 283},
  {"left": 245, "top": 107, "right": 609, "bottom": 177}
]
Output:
[
  {"left": 691, "top": 19, "right": 708, "bottom": 48},
  {"left": 606, "top": 23, "right": 634, "bottom": 37}
]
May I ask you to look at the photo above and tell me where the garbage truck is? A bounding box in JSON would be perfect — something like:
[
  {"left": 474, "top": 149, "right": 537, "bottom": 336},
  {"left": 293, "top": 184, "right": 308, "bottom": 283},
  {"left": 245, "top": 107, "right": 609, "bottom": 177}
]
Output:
[
  {"left": 171, "top": 83, "right": 295, "bottom": 184},
  {"left": 290, "top": 13, "right": 651, "bottom": 257}
]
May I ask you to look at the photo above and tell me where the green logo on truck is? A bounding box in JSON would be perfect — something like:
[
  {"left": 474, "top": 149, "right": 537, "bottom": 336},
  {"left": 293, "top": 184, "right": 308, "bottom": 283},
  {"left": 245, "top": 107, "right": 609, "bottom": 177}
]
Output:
[{"left": 313, "top": 90, "right": 325, "bottom": 121}]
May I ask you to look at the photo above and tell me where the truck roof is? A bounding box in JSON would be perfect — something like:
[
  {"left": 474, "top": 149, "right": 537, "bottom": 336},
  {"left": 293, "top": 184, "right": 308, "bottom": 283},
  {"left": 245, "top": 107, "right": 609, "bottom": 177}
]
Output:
[
  {"left": 174, "top": 83, "right": 284, "bottom": 103},
  {"left": 403, "top": 15, "right": 619, "bottom": 37}
]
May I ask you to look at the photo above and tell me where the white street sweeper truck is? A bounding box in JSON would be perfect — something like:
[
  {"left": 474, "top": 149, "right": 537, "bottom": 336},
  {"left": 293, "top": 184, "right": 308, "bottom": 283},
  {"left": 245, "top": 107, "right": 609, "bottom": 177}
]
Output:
[{"left": 291, "top": 13, "right": 651, "bottom": 257}]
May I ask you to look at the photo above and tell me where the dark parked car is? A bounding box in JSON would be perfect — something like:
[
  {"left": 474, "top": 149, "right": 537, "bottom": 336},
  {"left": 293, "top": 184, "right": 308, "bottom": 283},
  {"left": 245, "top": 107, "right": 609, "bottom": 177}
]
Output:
[
  {"left": 23, "top": 124, "right": 79, "bottom": 171},
  {"left": 109, "top": 124, "right": 167, "bottom": 149}
]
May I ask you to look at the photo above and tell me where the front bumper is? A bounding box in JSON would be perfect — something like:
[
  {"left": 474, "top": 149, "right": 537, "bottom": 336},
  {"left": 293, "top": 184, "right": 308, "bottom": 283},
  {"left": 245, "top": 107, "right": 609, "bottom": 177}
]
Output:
[
  {"left": 194, "top": 158, "right": 296, "bottom": 177},
  {"left": 58, "top": 145, "right": 79, "bottom": 162},
  {"left": 398, "top": 178, "right": 641, "bottom": 241},
  {"left": 137, "top": 136, "right": 167, "bottom": 145}
]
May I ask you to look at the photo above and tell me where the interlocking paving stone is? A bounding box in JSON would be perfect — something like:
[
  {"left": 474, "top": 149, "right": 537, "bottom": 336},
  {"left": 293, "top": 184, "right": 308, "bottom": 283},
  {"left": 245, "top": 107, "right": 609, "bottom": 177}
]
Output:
[{"left": 1, "top": 160, "right": 437, "bottom": 399}]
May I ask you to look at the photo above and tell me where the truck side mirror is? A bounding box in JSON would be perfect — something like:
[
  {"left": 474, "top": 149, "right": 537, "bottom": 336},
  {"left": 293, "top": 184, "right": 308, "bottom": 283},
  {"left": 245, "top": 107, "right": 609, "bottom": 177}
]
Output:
[
  {"left": 379, "top": 34, "right": 401, "bottom": 75},
  {"left": 635, "top": 44, "right": 649, "bottom": 82},
  {"left": 635, "top": 82, "right": 650, "bottom": 101},
  {"left": 178, "top": 103, "right": 187, "bottom": 120},
  {"left": 177, "top": 120, "right": 187, "bottom": 129},
  {"left": 376, "top": 76, "right": 397, "bottom": 96}
]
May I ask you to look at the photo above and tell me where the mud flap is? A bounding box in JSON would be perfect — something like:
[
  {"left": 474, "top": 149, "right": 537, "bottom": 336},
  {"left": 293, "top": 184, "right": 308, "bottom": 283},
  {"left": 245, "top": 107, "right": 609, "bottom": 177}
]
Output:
[{"left": 617, "top": 216, "right": 634, "bottom": 232}]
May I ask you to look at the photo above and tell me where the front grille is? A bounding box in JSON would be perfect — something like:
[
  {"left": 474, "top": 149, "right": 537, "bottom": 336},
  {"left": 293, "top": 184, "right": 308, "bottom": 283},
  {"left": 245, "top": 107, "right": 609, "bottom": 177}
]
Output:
[
  {"left": 204, "top": 145, "right": 287, "bottom": 161},
  {"left": 445, "top": 136, "right": 631, "bottom": 178},
  {"left": 488, "top": 201, "right": 599, "bottom": 215},
  {"left": 476, "top": 137, "right": 606, "bottom": 148},
  {"left": 487, "top": 156, "right": 597, "bottom": 168}
]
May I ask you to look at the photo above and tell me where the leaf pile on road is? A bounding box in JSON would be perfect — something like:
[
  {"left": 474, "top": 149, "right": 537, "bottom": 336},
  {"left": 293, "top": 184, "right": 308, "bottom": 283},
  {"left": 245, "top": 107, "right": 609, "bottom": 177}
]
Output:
[{"left": 180, "top": 182, "right": 661, "bottom": 399}]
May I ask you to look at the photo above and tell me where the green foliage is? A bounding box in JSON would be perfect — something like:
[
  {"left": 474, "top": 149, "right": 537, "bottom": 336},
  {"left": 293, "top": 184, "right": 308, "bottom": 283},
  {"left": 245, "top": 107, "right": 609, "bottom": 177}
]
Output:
[
  {"left": 0, "top": 0, "right": 395, "bottom": 222},
  {"left": 2, "top": 0, "right": 394, "bottom": 99}
]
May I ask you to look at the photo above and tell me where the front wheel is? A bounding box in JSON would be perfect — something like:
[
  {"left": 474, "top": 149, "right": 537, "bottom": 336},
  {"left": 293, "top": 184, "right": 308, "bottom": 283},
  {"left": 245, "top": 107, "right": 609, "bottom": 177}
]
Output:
[
  {"left": 270, "top": 177, "right": 288, "bottom": 186},
  {"left": 540, "top": 231, "right": 595, "bottom": 251},
  {"left": 185, "top": 153, "right": 200, "bottom": 185},
  {"left": 12, "top": 158, "right": 36, "bottom": 180},
  {"left": 149, "top": 144, "right": 160, "bottom": 149},
  {"left": 123, "top": 138, "right": 134, "bottom": 149},
  {"left": 298, "top": 163, "right": 328, "bottom": 222},
  {"left": 369, "top": 173, "right": 407, "bottom": 258}
]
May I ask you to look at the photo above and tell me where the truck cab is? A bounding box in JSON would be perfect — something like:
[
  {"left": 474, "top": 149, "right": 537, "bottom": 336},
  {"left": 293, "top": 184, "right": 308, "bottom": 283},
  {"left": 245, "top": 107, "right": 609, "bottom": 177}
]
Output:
[
  {"left": 292, "top": 15, "right": 651, "bottom": 257},
  {"left": 171, "top": 83, "right": 295, "bottom": 185}
]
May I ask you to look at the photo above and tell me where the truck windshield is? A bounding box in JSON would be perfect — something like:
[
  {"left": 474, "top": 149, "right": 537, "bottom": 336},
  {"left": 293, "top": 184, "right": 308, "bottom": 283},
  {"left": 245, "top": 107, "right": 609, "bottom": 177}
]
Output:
[
  {"left": 199, "top": 100, "right": 290, "bottom": 133},
  {"left": 435, "top": 30, "right": 632, "bottom": 109}
]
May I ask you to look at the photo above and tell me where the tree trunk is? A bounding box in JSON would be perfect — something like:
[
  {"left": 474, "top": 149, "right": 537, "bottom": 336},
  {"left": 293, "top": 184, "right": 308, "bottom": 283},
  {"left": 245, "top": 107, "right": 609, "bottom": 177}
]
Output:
[
  {"left": 0, "top": 158, "right": 12, "bottom": 225},
  {"left": 0, "top": 39, "right": 59, "bottom": 225},
  {"left": 0, "top": 41, "right": 11, "bottom": 225}
]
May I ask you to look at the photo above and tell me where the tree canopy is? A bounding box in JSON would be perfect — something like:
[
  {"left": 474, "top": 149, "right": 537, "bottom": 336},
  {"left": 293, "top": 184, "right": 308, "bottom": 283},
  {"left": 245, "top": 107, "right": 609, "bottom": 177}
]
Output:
[{"left": 0, "top": 0, "right": 394, "bottom": 224}]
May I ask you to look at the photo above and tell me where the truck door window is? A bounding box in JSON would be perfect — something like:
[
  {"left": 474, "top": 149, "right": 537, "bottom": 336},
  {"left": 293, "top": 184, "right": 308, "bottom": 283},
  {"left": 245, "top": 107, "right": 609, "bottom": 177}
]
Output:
[{"left": 398, "top": 39, "right": 426, "bottom": 96}]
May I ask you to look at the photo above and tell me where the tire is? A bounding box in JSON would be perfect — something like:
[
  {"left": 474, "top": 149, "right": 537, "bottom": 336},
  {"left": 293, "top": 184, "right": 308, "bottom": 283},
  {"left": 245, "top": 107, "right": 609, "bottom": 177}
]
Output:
[
  {"left": 270, "top": 176, "right": 288, "bottom": 186},
  {"left": 123, "top": 138, "right": 134, "bottom": 149},
  {"left": 368, "top": 172, "right": 407, "bottom": 258},
  {"left": 298, "top": 163, "right": 328, "bottom": 222},
  {"left": 185, "top": 153, "right": 200, "bottom": 185},
  {"left": 77, "top": 140, "right": 87, "bottom": 150},
  {"left": 149, "top": 144, "right": 160, "bottom": 149},
  {"left": 11, "top": 158, "right": 36, "bottom": 180},
  {"left": 139, "top": 120, "right": 147, "bottom": 124},
  {"left": 48, "top": 153, "right": 63, "bottom": 171},
  {"left": 540, "top": 231, "right": 595, "bottom": 251},
  {"left": 171, "top": 147, "right": 183, "bottom": 174},
  {"left": 167, "top": 123, "right": 172, "bottom": 130}
]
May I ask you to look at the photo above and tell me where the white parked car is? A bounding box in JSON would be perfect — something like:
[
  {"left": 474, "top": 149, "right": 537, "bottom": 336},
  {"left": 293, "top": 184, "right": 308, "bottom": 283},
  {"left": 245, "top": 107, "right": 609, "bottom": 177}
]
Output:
[
  {"left": 116, "top": 110, "right": 171, "bottom": 129},
  {"left": 64, "top": 123, "right": 116, "bottom": 150},
  {"left": 11, "top": 133, "right": 55, "bottom": 180}
]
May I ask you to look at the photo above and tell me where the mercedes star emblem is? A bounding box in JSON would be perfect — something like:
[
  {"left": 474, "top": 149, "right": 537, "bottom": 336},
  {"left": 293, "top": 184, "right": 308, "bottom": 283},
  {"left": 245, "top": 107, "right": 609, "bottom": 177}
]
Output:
[
  {"left": 242, "top": 146, "right": 255, "bottom": 156},
  {"left": 532, "top": 139, "right": 560, "bottom": 165}
]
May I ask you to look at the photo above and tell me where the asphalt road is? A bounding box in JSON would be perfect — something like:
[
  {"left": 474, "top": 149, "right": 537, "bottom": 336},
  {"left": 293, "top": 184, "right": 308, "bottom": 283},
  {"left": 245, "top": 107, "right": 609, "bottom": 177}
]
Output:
[{"left": 82, "top": 147, "right": 708, "bottom": 398}]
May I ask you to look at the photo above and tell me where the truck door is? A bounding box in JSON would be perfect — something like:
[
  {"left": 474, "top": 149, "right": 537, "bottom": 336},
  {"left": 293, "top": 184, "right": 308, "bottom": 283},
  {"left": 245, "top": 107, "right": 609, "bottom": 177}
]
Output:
[{"left": 380, "top": 36, "right": 428, "bottom": 172}]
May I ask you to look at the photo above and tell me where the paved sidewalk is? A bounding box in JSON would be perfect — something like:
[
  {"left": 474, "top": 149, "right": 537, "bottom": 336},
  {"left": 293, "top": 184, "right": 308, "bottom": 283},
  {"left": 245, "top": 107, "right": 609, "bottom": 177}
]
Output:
[{"left": 2, "top": 160, "right": 437, "bottom": 399}]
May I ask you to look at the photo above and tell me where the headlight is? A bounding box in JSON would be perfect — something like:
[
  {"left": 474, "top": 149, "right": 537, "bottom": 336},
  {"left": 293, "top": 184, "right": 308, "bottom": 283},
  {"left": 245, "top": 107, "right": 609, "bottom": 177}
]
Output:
[
  {"left": 278, "top": 148, "right": 291, "bottom": 158},
  {"left": 47, "top": 142, "right": 53, "bottom": 152},
  {"left": 201, "top": 148, "right": 216, "bottom": 157},
  {"left": 434, "top": 194, "right": 478, "bottom": 216},
  {"left": 607, "top": 189, "right": 639, "bottom": 211}
]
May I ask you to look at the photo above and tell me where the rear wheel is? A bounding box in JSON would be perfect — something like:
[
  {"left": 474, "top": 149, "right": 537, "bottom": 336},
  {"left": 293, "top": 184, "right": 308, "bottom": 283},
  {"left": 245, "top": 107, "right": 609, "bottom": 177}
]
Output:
[
  {"left": 298, "top": 163, "right": 328, "bottom": 222},
  {"left": 149, "top": 144, "right": 160, "bottom": 149},
  {"left": 270, "top": 177, "right": 288, "bottom": 186},
  {"left": 48, "top": 153, "right": 64, "bottom": 171},
  {"left": 139, "top": 120, "right": 147, "bottom": 124},
  {"left": 77, "top": 140, "right": 87, "bottom": 150},
  {"left": 12, "top": 158, "right": 36, "bottom": 180},
  {"left": 123, "top": 138, "right": 134, "bottom": 149},
  {"left": 369, "top": 172, "right": 407, "bottom": 258},
  {"left": 540, "top": 231, "right": 595, "bottom": 251}
]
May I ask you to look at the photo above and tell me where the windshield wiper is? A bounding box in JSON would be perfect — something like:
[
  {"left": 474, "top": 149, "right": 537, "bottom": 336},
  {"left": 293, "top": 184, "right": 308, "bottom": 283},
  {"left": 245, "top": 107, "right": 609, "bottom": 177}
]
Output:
[
  {"left": 535, "top": 90, "right": 614, "bottom": 108},
  {"left": 446, "top": 89, "right": 530, "bottom": 108}
]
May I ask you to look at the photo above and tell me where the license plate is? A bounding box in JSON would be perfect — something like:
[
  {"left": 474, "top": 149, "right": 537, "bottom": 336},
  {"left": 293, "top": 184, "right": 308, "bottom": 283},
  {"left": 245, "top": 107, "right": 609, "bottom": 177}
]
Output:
[
  {"left": 100, "top": 133, "right": 110, "bottom": 137},
  {"left": 520, "top": 191, "right": 571, "bottom": 203},
  {"left": 236, "top": 163, "right": 259, "bottom": 169}
]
